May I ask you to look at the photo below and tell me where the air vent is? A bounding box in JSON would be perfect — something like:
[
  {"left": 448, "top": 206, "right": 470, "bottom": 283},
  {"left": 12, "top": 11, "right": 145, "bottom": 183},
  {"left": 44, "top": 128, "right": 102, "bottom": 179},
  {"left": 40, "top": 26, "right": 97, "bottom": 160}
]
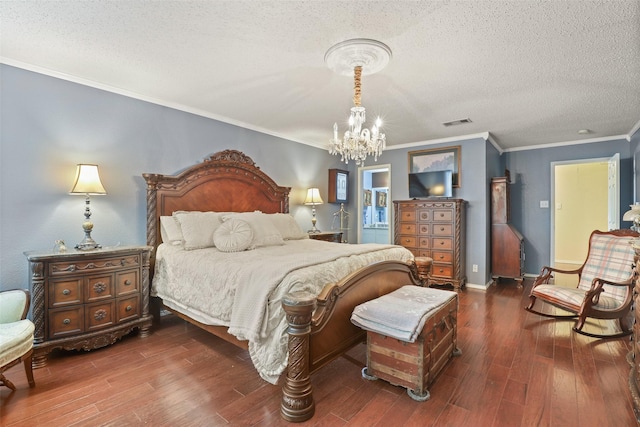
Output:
[{"left": 442, "top": 118, "right": 472, "bottom": 127}]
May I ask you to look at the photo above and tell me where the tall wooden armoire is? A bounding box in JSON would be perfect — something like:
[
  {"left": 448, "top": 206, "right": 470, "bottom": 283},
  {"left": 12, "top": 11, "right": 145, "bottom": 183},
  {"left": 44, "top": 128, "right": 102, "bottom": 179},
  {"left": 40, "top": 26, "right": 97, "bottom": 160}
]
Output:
[{"left": 491, "top": 175, "right": 524, "bottom": 284}]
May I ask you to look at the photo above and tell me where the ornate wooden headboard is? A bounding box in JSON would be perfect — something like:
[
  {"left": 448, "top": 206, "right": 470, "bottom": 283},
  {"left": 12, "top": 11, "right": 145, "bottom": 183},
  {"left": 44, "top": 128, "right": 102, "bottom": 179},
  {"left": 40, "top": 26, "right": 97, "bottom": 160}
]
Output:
[{"left": 143, "top": 150, "right": 291, "bottom": 252}]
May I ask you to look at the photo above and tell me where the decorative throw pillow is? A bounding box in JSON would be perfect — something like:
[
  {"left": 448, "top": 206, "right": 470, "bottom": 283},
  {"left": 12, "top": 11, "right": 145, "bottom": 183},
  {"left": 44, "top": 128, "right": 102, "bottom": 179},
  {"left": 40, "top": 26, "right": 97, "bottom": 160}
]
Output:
[
  {"left": 267, "top": 213, "right": 308, "bottom": 240},
  {"left": 222, "top": 212, "right": 285, "bottom": 248},
  {"left": 160, "top": 216, "right": 184, "bottom": 246},
  {"left": 213, "top": 218, "right": 254, "bottom": 252},
  {"left": 173, "top": 211, "right": 222, "bottom": 250}
]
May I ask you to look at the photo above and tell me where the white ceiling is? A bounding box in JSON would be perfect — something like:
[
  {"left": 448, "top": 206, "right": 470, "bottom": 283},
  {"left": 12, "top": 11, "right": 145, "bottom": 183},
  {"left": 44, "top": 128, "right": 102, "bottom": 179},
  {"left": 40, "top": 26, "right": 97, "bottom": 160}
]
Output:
[{"left": 2, "top": 1, "right": 640, "bottom": 153}]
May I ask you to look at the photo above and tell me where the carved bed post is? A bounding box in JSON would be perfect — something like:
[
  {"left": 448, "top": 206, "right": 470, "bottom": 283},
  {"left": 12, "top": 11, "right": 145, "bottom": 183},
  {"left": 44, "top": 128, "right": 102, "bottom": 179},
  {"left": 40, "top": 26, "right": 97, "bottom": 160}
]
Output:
[
  {"left": 281, "top": 291, "right": 316, "bottom": 422},
  {"left": 413, "top": 256, "right": 433, "bottom": 286}
]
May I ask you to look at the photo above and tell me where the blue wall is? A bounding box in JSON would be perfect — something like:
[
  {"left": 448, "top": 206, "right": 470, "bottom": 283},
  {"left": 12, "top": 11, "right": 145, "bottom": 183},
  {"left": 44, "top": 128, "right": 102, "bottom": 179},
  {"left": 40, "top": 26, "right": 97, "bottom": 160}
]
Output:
[
  {"left": 505, "top": 140, "right": 635, "bottom": 274},
  {"left": 1, "top": 64, "right": 636, "bottom": 291}
]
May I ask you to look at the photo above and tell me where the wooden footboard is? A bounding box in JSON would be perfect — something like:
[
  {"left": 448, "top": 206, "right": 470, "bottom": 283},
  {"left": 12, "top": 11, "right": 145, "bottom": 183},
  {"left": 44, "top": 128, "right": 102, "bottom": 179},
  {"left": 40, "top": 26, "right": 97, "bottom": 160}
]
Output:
[{"left": 281, "top": 257, "right": 429, "bottom": 422}]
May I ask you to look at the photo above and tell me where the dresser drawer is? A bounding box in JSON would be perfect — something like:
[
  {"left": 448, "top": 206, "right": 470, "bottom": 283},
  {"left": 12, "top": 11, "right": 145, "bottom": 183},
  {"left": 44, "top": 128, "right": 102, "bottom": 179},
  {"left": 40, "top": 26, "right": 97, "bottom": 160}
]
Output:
[
  {"left": 432, "top": 238, "right": 452, "bottom": 250},
  {"left": 49, "top": 306, "right": 84, "bottom": 338},
  {"left": 432, "top": 210, "right": 453, "bottom": 222},
  {"left": 116, "top": 270, "right": 139, "bottom": 296},
  {"left": 48, "top": 254, "right": 141, "bottom": 276},
  {"left": 399, "top": 223, "right": 416, "bottom": 234},
  {"left": 417, "top": 210, "right": 431, "bottom": 221},
  {"left": 117, "top": 295, "right": 140, "bottom": 322},
  {"left": 433, "top": 224, "right": 453, "bottom": 236},
  {"left": 86, "top": 301, "right": 116, "bottom": 331},
  {"left": 432, "top": 251, "right": 453, "bottom": 264},
  {"left": 417, "top": 224, "right": 430, "bottom": 235},
  {"left": 399, "top": 236, "right": 417, "bottom": 247},
  {"left": 49, "top": 278, "right": 83, "bottom": 308},
  {"left": 431, "top": 265, "right": 453, "bottom": 278},
  {"left": 400, "top": 210, "right": 416, "bottom": 221},
  {"left": 86, "top": 274, "right": 114, "bottom": 302},
  {"left": 418, "top": 237, "right": 430, "bottom": 248}
]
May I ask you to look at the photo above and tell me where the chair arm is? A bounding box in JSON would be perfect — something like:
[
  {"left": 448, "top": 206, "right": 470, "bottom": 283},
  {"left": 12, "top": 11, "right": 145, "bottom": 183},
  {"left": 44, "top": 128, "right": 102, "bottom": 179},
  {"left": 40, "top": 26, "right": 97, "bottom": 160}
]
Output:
[
  {"left": 532, "top": 265, "right": 581, "bottom": 288},
  {"left": 583, "top": 276, "right": 634, "bottom": 306},
  {"left": 0, "top": 289, "right": 30, "bottom": 323}
]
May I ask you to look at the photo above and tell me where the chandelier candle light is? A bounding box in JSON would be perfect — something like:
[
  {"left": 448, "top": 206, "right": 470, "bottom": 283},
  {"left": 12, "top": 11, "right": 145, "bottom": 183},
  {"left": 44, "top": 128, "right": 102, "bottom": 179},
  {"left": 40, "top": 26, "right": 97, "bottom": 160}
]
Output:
[{"left": 326, "top": 39, "right": 391, "bottom": 166}]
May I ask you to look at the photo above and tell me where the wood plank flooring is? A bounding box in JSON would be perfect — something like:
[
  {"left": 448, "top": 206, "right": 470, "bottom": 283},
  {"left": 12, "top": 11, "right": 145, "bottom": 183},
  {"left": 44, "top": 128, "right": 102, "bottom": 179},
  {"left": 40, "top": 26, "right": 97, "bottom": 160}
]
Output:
[{"left": 1, "top": 279, "right": 637, "bottom": 426}]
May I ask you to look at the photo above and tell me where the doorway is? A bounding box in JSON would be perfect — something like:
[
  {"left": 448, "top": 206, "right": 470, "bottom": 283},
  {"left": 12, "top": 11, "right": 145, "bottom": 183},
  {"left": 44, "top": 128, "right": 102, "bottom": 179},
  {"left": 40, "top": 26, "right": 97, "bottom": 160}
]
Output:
[
  {"left": 357, "top": 164, "right": 391, "bottom": 244},
  {"left": 550, "top": 154, "right": 619, "bottom": 285}
]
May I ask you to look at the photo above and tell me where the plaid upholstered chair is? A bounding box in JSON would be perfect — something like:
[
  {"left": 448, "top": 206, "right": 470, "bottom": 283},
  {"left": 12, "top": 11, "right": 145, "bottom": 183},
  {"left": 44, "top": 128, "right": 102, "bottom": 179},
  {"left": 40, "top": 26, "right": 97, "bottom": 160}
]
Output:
[{"left": 525, "top": 229, "right": 639, "bottom": 338}]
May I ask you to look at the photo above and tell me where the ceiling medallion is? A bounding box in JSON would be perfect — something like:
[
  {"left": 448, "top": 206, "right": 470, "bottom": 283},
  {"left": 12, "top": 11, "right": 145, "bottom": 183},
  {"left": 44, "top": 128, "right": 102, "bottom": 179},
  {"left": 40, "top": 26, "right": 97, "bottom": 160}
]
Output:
[{"left": 326, "top": 39, "right": 392, "bottom": 166}]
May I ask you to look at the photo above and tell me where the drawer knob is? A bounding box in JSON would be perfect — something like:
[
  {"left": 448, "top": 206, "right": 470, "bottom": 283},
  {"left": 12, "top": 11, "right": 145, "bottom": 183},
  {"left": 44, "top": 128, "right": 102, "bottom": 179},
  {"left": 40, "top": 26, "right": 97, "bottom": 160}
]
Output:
[
  {"left": 126, "top": 305, "right": 133, "bottom": 312},
  {"left": 94, "top": 309, "right": 107, "bottom": 320},
  {"left": 93, "top": 282, "right": 106, "bottom": 293},
  {"left": 439, "top": 269, "right": 444, "bottom": 273},
  {"left": 440, "top": 241, "right": 445, "bottom": 245},
  {"left": 63, "top": 318, "right": 71, "bottom": 325},
  {"left": 440, "top": 227, "right": 445, "bottom": 231},
  {"left": 124, "top": 279, "right": 132, "bottom": 286},
  {"left": 62, "top": 289, "right": 71, "bottom": 296},
  {"left": 440, "top": 213, "right": 444, "bottom": 217},
  {"left": 405, "top": 239, "right": 411, "bottom": 243},
  {"left": 439, "top": 255, "right": 444, "bottom": 259}
]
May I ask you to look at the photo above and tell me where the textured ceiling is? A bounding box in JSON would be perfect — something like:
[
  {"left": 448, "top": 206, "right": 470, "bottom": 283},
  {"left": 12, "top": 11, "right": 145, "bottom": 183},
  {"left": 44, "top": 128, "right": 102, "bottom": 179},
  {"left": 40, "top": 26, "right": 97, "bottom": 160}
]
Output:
[{"left": 2, "top": 1, "right": 639, "bottom": 152}]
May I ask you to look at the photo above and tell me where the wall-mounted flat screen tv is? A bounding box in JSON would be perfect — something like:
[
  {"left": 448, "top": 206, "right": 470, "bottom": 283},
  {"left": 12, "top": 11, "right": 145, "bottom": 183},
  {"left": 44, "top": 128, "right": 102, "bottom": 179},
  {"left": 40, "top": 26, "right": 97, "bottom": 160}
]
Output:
[{"left": 408, "top": 170, "right": 453, "bottom": 198}]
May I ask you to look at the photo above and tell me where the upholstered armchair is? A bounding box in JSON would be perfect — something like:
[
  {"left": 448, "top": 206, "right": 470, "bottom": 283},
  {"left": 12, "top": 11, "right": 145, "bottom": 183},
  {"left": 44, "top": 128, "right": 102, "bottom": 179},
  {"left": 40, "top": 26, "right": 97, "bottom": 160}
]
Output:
[
  {"left": 0, "top": 289, "right": 35, "bottom": 390},
  {"left": 526, "top": 229, "right": 638, "bottom": 338}
]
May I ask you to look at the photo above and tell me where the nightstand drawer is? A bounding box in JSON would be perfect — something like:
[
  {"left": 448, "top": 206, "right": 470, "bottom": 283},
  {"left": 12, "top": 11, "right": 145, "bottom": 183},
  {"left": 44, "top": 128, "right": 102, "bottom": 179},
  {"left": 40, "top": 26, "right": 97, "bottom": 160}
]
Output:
[
  {"left": 49, "top": 278, "right": 83, "bottom": 307},
  {"left": 48, "top": 254, "right": 141, "bottom": 276},
  {"left": 49, "top": 307, "right": 84, "bottom": 338},
  {"left": 116, "top": 270, "right": 139, "bottom": 296},
  {"left": 86, "top": 301, "right": 116, "bottom": 331},
  {"left": 86, "top": 274, "right": 114, "bottom": 302},
  {"left": 117, "top": 295, "right": 140, "bottom": 322}
]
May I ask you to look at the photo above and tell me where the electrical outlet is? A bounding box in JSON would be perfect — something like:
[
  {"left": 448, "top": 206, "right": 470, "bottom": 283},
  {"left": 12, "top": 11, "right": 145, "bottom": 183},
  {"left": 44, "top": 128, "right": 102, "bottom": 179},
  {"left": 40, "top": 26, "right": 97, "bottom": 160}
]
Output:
[{"left": 472, "top": 264, "right": 478, "bottom": 272}]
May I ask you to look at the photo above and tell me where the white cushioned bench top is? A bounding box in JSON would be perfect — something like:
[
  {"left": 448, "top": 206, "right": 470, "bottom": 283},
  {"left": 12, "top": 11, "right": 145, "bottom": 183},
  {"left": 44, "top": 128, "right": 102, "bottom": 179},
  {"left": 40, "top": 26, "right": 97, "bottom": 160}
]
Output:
[{"left": 351, "top": 285, "right": 456, "bottom": 343}]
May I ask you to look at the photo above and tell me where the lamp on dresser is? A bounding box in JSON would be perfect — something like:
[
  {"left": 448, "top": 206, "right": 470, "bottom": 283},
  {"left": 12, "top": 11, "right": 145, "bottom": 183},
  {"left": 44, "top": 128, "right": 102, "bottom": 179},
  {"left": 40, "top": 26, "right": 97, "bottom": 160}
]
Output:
[
  {"left": 304, "top": 188, "right": 323, "bottom": 233},
  {"left": 69, "top": 164, "right": 107, "bottom": 250}
]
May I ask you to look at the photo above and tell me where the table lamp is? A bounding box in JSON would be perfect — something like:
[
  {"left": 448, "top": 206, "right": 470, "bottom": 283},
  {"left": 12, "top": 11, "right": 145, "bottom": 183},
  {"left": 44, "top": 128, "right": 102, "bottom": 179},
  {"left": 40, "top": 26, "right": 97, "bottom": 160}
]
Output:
[
  {"left": 69, "top": 164, "right": 107, "bottom": 250},
  {"left": 304, "top": 188, "right": 323, "bottom": 233}
]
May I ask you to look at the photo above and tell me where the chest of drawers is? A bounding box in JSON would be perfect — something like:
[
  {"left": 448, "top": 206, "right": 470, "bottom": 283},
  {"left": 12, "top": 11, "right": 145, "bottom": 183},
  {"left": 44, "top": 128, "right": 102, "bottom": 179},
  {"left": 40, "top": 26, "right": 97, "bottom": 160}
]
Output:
[
  {"left": 394, "top": 199, "right": 466, "bottom": 290},
  {"left": 24, "top": 245, "right": 153, "bottom": 367}
]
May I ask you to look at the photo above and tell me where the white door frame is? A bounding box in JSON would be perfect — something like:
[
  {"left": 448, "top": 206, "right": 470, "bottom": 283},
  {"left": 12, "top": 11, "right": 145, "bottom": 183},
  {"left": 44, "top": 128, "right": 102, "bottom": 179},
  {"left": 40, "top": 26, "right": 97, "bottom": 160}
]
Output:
[
  {"left": 357, "top": 163, "right": 392, "bottom": 244},
  {"left": 550, "top": 155, "right": 619, "bottom": 266}
]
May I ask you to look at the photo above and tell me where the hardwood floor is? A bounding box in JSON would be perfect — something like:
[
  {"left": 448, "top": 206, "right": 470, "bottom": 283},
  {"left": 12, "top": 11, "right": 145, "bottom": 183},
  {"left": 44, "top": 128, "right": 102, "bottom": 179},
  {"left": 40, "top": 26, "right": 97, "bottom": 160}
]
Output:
[{"left": 1, "top": 278, "right": 636, "bottom": 426}]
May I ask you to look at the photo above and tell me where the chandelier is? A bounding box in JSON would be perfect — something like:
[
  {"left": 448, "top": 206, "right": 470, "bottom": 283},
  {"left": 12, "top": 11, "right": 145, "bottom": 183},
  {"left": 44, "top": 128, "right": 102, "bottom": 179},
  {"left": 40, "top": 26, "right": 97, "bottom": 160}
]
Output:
[{"left": 326, "top": 39, "right": 392, "bottom": 166}]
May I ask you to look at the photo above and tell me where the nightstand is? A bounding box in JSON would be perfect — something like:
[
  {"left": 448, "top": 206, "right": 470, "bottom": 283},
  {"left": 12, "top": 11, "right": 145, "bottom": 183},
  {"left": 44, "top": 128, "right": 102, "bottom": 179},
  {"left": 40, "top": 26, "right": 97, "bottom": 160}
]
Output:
[
  {"left": 24, "top": 245, "right": 153, "bottom": 367},
  {"left": 308, "top": 231, "right": 343, "bottom": 243}
]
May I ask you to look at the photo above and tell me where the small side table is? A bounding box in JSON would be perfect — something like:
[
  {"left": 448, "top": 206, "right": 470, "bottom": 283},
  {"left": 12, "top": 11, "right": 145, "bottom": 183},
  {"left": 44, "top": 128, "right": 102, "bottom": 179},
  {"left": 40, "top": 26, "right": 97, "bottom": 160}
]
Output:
[
  {"left": 24, "top": 245, "right": 153, "bottom": 367},
  {"left": 308, "top": 231, "right": 343, "bottom": 243}
]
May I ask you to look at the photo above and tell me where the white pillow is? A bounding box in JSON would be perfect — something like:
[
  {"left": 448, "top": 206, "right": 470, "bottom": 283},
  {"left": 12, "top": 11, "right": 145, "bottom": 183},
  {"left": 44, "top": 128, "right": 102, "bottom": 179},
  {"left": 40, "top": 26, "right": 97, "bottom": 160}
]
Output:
[
  {"left": 267, "top": 213, "right": 308, "bottom": 240},
  {"left": 222, "top": 212, "right": 285, "bottom": 248},
  {"left": 160, "top": 216, "right": 184, "bottom": 245},
  {"left": 173, "top": 211, "right": 222, "bottom": 250},
  {"left": 213, "top": 218, "right": 254, "bottom": 252}
]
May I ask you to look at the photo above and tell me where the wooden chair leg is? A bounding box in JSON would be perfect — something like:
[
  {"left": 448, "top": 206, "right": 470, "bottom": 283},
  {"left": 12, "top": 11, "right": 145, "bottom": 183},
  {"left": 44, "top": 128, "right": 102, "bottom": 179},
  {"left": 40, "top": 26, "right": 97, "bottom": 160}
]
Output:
[
  {"left": 23, "top": 351, "right": 35, "bottom": 388},
  {"left": 0, "top": 372, "right": 17, "bottom": 391}
]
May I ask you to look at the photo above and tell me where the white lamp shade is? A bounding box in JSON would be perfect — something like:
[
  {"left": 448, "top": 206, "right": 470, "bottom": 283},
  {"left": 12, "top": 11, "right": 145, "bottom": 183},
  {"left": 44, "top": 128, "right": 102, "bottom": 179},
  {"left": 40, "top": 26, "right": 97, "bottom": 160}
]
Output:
[
  {"left": 304, "top": 188, "right": 323, "bottom": 205},
  {"left": 623, "top": 203, "right": 640, "bottom": 221},
  {"left": 69, "top": 164, "right": 107, "bottom": 195}
]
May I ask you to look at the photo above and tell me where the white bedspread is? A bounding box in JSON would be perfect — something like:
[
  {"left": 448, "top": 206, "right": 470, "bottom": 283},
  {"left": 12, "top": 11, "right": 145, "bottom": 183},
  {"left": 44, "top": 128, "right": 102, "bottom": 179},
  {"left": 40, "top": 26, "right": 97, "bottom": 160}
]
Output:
[{"left": 152, "top": 239, "right": 413, "bottom": 383}]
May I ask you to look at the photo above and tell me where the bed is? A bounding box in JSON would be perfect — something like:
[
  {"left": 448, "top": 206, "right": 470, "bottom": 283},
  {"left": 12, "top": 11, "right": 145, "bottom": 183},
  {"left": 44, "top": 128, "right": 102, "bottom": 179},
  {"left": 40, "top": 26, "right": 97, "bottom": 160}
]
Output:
[{"left": 143, "top": 149, "right": 431, "bottom": 422}]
